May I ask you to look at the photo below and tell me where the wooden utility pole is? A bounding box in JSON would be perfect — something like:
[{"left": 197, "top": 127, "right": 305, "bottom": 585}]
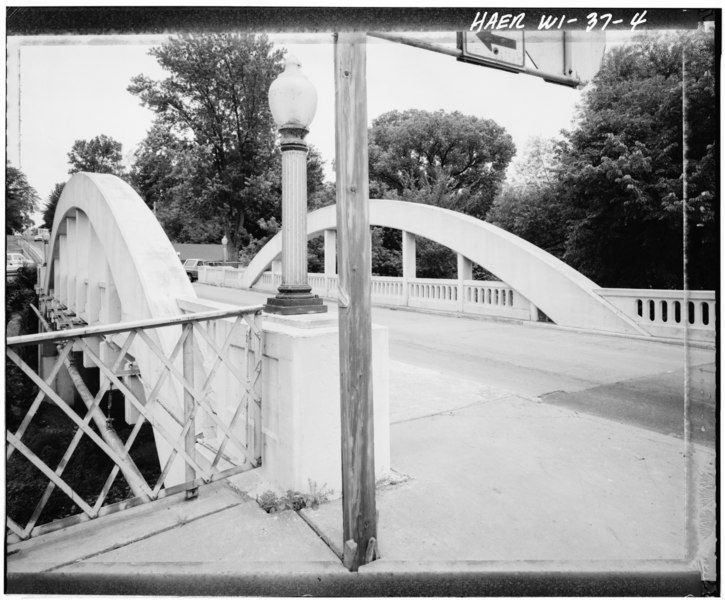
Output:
[{"left": 334, "top": 31, "right": 378, "bottom": 572}]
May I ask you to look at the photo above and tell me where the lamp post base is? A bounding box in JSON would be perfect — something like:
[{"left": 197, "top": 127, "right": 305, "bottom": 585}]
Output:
[{"left": 264, "top": 293, "right": 328, "bottom": 315}]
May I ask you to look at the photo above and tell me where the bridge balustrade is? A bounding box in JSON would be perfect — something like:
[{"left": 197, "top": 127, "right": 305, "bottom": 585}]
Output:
[
  {"left": 222, "top": 268, "right": 245, "bottom": 288},
  {"left": 462, "top": 281, "right": 533, "bottom": 320},
  {"left": 371, "top": 276, "right": 405, "bottom": 305},
  {"left": 203, "top": 265, "right": 537, "bottom": 321},
  {"left": 199, "top": 265, "right": 716, "bottom": 343},
  {"left": 257, "top": 271, "right": 283, "bottom": 290},
  {"left": 6, "top": 305, "right": 262, "bottom": 544},
  {"left": 596, "top": 289, "right": 715, "bottom": 343},
  {"left": 409, "top": 278, "right": 457, "bottom": 305}
]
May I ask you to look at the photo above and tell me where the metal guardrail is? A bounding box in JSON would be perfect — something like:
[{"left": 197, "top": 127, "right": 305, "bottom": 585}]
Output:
[{"left": 6, "top": 306, "right": 263, "bottom": 543}]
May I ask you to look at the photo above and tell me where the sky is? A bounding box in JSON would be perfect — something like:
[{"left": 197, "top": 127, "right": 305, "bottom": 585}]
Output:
[{"left": 6, "top": 27, "right": 635, "bottom": 223}]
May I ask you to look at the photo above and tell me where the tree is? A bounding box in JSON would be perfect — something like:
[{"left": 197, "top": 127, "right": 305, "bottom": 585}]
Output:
[
  {"left": 41, "top": 183, "right": 65, "bottom": 229},
  {"left": 487, "top": 31, "right": 716, "bottom": 290},
  {"left": 67, "top": 134, "right": 125, "bottom": 176},
  {"left": 487, "top": 137, "right": 570, "bottom": 257},
  {"left": 128, "top": 33, "right": 286, "bottom": 258},
  {"left": 556, "top": 30, "right": 717, "bottom": 289},
  {"left": 369, "top": 109, "right": 516, "bottom": 220},
  {"left": 367, "top": 109, "right": 515, "bottom": 278},
  {"left": 129, "top": 120, "right": 229, "bottom": 241},
  {"left": 128, "top": 121, "right": 182, "bottom": 211},
  {"left": 6, "top": 163, "right": 39, "bottom": 234}
]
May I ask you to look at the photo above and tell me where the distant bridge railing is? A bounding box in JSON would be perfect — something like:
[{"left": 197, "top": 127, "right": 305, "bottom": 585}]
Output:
[
  {"left": 6, "top": 304, "right": 262, "bottom": 543},
  {"left": 199, "top": 266, "right": 715, "bottom": 343},
  {"left": 201, "top": 267, "right": 537, "bottom": 322},
  {"left": 15, "top": 236, "right": 44, "bottom": 264}
]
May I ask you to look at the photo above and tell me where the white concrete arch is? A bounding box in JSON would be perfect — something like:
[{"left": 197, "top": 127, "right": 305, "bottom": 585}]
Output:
[
  {"left": 243, "top": 199, "right": 647, "bottom": 335},
  {"left": 45, "top": 173, "right": 196, "bottom": 483},
  {"left": 45, "top": 173, "right": 194, "bottom": 320}
]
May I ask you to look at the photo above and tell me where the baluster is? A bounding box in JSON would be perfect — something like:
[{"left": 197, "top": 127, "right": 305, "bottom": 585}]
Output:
[{"left": 655, "top": 299, "right": 663, "bottom": 323}]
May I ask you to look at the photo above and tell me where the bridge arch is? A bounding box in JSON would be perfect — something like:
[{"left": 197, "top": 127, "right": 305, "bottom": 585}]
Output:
[
  {"left": 45, "top": 172, "right": 194, "bottom": 322},
  {"left": 243, "top": 200, "right": 646, "bottom": 335},
  {"left": 44, "top": 173, "right": 197, "bottom": 484}
]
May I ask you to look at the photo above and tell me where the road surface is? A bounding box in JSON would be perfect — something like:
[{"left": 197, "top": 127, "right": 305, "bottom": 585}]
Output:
[{"left": 194, "top": 283, "right": 716, "bottom": 446}]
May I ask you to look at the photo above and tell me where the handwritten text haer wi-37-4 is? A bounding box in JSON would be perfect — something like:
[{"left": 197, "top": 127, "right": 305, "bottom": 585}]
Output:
[{"left": 470, "top": 11, "right": 648, "bottom": 32}]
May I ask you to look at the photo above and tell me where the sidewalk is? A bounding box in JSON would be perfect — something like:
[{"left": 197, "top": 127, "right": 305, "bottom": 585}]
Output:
[
  {"left": 7, "top": 359, "right": 712, "bottom": 595},
  {"left": 303, "top": 361, "right": 714, "bottom": 563}
]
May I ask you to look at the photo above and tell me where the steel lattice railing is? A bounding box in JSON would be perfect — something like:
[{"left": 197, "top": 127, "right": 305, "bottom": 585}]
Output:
[{"left": 6, "top": 306, "right": 263, "bottom": 543}]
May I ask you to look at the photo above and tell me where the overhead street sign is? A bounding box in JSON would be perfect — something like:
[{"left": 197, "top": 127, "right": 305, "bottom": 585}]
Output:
[
  {"left": 460, "top": 31, "right": 525, "bottom": 69},
  {"left": 368, "top": 32, "right": 604, "bottom": 89}
]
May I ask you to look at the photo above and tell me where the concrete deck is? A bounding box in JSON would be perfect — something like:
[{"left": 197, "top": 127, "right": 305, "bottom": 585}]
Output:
[{"left": 7, "top": 358, "right": 713, "bottom": 596}]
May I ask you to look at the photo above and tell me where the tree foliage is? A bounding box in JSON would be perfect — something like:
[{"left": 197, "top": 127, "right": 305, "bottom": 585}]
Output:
[
  {"left": 6, "top": 163, "right": 39, "bottom": 234},
  {"left": 488, "top": 137, "right": 569, "bottom": 256},
  {"left": 488, "top": 30, "right": 717, "bottom": 290},
  {"left": 559, "top": 30, "right": 716, "bottom": 289},
  {"left": 41, "top": 183, "right": 65, "bottom": 230},
  {"left": 369, "top": 109, "right": 516, "bottom": 220},
  {"left": 367, "top": 109, "right": 515, "bottom": 277},
  {"left": 67, "top": 134, "right": 125, "bottom": 176},
  {"left": 128, "top": 33, "right": 288, "bottom": 255},
  {"left": 41, "top": 134, "right": 125, "bottom": 231}
]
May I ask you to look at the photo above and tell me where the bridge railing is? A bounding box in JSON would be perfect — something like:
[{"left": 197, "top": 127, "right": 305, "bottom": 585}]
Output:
[
  {"left": 596, "top": 288, "right": 716, "bottom": 342},
  {"left": 200, "top": 266, "right": 534, "bottom": 321},
  {"left": 6, "top": 306, "right": 262, "bottom": 544},
  {"left": 198, "top": 267, "right": 715, "bottom": 342},
  {"left": 16, "top": 236, "right": 44, "bottom": 264}
]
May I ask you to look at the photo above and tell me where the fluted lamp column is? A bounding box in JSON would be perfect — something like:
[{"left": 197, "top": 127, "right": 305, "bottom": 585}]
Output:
[{"left": 264, "top": 55, "right": 327, "bottom": 315}]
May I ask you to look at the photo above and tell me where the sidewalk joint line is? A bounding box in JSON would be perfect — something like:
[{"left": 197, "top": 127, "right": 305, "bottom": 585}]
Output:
[
  {"left": 44, "top": 501, "right": 242, "bottom": 572},
  {"left": 295, "top": 510, "right": 343, "bottom": 562}
]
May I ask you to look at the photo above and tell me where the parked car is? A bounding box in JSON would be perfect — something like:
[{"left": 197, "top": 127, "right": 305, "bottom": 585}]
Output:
[
  {"left": 7, "top": 253, "right": 28, "bottom": 274},
  {"left": 183, "top": 258, "right": 207, "bottom": 282}
]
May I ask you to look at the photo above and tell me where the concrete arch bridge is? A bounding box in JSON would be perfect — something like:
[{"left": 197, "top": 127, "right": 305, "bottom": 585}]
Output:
[
  {"left": 7, "top": 172, "right": 389, "bottom": 546},
  {"left": 6, "top": 173, "right": 332, "bottom": 542},
  {"left": 6, "top": 173, "right": 714, "bottom": 551},
  {"left": 233, "top": 200, "right": 714, "bottom": 341}
]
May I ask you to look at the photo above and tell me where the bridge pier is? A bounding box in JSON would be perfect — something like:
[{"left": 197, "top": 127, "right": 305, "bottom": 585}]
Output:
[
  {"left": 65, "top": 214, "right": 78, "bottom": 310},
  {"left": 457, "top": 254, "right": 472, "bottom": 311},
  {"left": 73, "top": 212, "right": 91, "bottom": 320},
  {"left": 402, "top": 231, "right": 416, "bottom": 305},
  {"left": 56, "top": 233, "right": 68, "bottom": 307},
  {"left": 87, "top": 232, "right": 104, "bottom": 326}
]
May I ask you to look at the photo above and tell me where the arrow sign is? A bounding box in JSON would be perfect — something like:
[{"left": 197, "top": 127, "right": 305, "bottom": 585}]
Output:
[
  {"left": 460, "top": 31, "right": 525, "bottom": 68},
  {"left": 476, "top": 31, "right": 517, "bottom": 52}
]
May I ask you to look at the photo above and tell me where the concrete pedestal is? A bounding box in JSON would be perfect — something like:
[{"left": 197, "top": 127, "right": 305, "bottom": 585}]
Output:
[{"left": 259, "top": 312, "right": 390, "bottom": 496}]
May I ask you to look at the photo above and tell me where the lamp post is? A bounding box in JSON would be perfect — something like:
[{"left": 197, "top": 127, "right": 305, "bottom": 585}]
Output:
[
  {"left": 264, "top": 55, "right": 327, "bottom": 315},
  {"left": 221, "top": 235, "right": 228, "bottom": 263}
]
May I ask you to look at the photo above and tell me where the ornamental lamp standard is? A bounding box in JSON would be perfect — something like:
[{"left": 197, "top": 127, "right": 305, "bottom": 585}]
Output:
[
  {"left": 221, "top": 235, "right": 228, "bottom": 263},
  {"left": 264, "top": 55, "right": 326, "bottom": 314}
]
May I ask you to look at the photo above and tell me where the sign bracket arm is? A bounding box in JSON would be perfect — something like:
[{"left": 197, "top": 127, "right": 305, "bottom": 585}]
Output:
[{"left": 369, "top": 30, "right": 584, "bottom": 89}]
